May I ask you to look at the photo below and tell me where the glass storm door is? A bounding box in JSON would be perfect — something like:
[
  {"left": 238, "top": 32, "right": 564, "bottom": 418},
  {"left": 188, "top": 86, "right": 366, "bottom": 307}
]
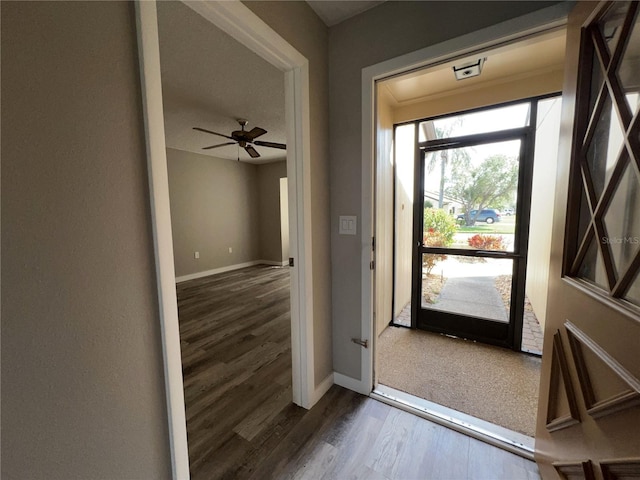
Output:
[{"left": 411, "top": 102, "right": 536, "bottom": 350}]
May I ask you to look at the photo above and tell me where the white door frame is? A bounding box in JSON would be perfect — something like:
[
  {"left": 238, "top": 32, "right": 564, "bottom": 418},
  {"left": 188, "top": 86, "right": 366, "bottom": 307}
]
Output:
[
  {"left": 360, "top": 3, "right": 573, "bottom": 394},
  {"left": 135, "top": 2, "right": 315, "bottom": 478}
]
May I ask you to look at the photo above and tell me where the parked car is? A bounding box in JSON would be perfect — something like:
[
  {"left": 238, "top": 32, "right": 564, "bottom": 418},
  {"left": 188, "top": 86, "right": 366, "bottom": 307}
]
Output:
[
  {"left": 502, "top": 208, "right": 515, "bottom": 216},
  {"left": 456, "top": 209, "right": 501, "bottom": 224}
]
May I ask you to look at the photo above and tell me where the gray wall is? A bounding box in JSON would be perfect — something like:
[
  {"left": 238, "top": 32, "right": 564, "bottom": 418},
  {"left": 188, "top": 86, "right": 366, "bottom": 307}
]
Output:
[
  {"left": 0, "top": 2, "right": 567, "bottom": 477},
  {"left": 1, "top": 2, "right": 171, "bottom": 479},
  {"left": 244, "top": 1, "right": 334, "bottom": 386},
  {"left": 167, "top": 149, "right": 287, "bottom": 278},
  {"left": 328, "top": 1, "right": 562, "bottom": 378}
]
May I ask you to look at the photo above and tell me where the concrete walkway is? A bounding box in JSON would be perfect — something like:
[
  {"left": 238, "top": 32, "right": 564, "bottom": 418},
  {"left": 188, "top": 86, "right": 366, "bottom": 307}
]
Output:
[
  {"left": 425, "top": 256, "right": 511, "bottom": 322},
  {"left": 394, "top": 256, "right": 545, "bottom": 353},
  {"left": 433, "top": 273, "right": 508, "bottom": 323}
]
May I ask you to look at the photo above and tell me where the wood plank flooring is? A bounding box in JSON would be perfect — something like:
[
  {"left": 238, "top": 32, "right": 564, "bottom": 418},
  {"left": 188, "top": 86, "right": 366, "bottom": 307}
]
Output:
[
  {"left": 177, "top": 265, "right": 541, "bottom": 479},
  {"left": 177, "top": 265, "right": 294, "bottom": 478}
]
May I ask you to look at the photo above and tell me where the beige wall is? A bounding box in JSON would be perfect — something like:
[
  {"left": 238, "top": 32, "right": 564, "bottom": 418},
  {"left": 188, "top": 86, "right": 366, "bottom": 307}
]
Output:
[
  {"left": 280, "top": 178, "right": 290, "bottom": 262},
  {"left": 167, "top": 148, "right": 287, "bottom": 277},
  {"left": 393, "top": 124, "right": 416, "bottom": 319},
  {"left": 393, "top": 68, "right": 564, "bottom": 124},
  {"left": 167, "top": 148, "right": 259, "bottom": 277},
  {"left": 244, "top": 1, "right": 333, "bottom": 385},
  {"left": 328, "top": 0, "right": 563, "bottom": 378},
  {"left": 526, "top": 96, "right": 562, "bottom": 329},
  {"left": 1, "top": 2, "right": 172, "bottom": 478},
  {"left": 258, "top": 161, "right": 288, "bottom": 264},
  {"left": 375, "top": 87, "right": 395, "bottom": 336}
]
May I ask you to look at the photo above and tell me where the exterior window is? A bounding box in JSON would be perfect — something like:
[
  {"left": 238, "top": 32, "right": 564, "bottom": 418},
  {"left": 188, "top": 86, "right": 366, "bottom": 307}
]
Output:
[{"left": 566, "top": 2, "right": 640, "bottom": 309}]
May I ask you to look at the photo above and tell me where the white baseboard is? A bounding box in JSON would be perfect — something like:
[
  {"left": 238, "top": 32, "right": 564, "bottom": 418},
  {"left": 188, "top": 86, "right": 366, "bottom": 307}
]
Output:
[
  {"left": 175, "top": 260, "right": 288, "bottom": 283},
  {"left": 333, "top": 372, "right": 370, "bottom": 395},
  {"left": 260, "top": 259, "right": 289, "bottom": 267}
]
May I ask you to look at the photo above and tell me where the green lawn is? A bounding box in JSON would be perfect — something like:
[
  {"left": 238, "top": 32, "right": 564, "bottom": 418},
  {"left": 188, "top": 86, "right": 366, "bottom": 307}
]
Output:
[{"left": 456, "top": 215, "right": 516, "bottom": 234}]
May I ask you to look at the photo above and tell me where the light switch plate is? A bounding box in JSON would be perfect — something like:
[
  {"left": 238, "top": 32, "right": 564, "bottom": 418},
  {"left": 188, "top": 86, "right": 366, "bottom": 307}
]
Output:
[{"left": 339, "top": 215, "right": 357, "bottom": 235}]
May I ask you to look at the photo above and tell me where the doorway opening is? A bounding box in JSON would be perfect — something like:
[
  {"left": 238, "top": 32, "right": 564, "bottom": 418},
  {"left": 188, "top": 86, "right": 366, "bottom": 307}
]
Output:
[
  {"left": 393, "top": 97, "right": 560, "bottom": 353},
  {"left": 372, "top": 27, "right": 565, "bottom": 454},
  {"left": 136, "top": 1, "right": 317, "bottom": 476},
  {"left": 156, "top": 3, "right": 294, "bottom": 475}
]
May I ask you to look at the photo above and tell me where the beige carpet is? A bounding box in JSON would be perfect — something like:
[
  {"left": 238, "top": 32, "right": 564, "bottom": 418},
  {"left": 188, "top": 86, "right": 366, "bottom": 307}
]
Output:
[{"left": 377, "top": 326, "right": 541, "bottom": 436}]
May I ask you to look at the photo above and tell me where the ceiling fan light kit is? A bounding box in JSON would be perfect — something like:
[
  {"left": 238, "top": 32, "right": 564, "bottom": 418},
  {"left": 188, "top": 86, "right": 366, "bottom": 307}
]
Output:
[{"left": 193, "top": 119, "right": 286, "bottom": 160}]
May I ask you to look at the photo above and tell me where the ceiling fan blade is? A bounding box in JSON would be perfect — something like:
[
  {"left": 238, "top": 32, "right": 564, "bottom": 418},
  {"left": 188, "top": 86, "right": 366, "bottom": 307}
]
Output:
[
  {"left": 202, "top": 142, "right": 236, "bottom": 150},
  {"left": 245, "top": 145, "right": 261, "bottom": 158},
  {"left": 254, "top": 140, "right": 286, "bottom": 150},
  {"left": 246, "top": 127, "right": 267, "bottom": 140},
  {"left": 193, "top": 127, "right": 234, "bottom": 140}
]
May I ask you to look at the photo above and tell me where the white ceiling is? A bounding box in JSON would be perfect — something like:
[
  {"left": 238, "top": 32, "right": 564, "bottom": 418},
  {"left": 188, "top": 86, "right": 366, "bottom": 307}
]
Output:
[
  {"left": 382, "top": 29, "right": 566, "bottom": 106},
  {"left": 157, "top": 1, "right": 286, "bottom": 164},
  {"left": 306, "top": 0, "right": 385, "bottom": 26}
]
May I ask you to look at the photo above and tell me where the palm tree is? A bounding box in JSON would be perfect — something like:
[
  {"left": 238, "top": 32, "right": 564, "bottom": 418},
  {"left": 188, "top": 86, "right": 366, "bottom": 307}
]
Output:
[{"left": 423, "top": 117, "right": 469, "bottom": 209}]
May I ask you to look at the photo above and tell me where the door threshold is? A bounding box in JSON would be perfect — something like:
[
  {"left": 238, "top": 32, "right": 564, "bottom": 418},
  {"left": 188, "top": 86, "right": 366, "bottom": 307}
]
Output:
[{"left": 371, "top": 384, "right": 535, "bottom": 461}]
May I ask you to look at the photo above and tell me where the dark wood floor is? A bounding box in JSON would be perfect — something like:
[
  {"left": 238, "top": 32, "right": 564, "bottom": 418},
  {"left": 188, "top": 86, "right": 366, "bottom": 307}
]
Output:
[
  {"left": 177, "top": 265, "right": 294, "bottom": 478},
  {"left": 177, "top": 265, "right": 540, "bottom": 479}
]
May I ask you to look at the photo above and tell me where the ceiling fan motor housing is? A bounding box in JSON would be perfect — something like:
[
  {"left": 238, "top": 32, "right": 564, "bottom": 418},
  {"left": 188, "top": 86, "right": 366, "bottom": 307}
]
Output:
[
  {"left": 232, "top": 119, "right": 251, "bottom": 142},
  {"left": 232, "top": 130, "right": 250, "bottom": 142}
]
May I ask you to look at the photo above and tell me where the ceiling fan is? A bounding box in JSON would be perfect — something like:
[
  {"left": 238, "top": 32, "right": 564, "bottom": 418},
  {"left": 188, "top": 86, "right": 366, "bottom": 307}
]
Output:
[{"left": 193, "top": 119, "right": 286, "bottom": 159}]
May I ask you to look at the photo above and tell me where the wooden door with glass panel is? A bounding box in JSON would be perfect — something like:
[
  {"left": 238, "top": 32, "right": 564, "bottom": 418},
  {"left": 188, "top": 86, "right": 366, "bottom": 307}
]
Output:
[{"left": 535, "top": 2, "right": 640, "bottom": 478}]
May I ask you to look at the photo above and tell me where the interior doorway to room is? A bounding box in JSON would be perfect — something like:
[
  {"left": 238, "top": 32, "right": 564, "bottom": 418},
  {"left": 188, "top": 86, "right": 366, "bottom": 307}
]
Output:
[
  {"left": 373, "top": 28, "right": 565, "bottom": 446},
  {"left": 155, "top": 2, "right": 296, "bottom": 476}
]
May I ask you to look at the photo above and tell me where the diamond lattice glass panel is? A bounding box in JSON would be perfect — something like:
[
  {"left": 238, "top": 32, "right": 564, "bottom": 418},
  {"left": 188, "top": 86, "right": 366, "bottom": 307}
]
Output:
[
  {"left": 578, "top": 236, "right": 609, "bottom": 289},
  {"left": 586, "top": 95, "right": 625, "bottom": 197},
  {"left": 618, "top": 6, "right": 640, "bottom": 117},
  {"left": 577, "top": 187, "right": 593, "bottom": 246},
  {"left": 624, "top": 269, "right": 640, "bottom": 307},
  {"left": 603, "top": 162, "right": 640, "bottom": 279},
  {"left": 589, "top": 46, "right": 606, "bottom": 115},
  {"left": 599, "top": 2, "right": 631, "bottom": 58}
]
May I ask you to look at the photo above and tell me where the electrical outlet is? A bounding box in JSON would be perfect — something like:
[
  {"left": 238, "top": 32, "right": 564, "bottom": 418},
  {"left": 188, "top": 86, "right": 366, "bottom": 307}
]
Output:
[
  {"left": 228, "top": 247, "right": 233, "bottom": 253},
  {"left": 194, "top": 251, "right": 199, "bottom": 259}
]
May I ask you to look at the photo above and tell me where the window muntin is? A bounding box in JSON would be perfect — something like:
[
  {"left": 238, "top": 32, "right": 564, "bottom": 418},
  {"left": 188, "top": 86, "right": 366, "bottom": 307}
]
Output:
[{"left": 566, "top": 2, "right": 640, "bottom": 309}]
